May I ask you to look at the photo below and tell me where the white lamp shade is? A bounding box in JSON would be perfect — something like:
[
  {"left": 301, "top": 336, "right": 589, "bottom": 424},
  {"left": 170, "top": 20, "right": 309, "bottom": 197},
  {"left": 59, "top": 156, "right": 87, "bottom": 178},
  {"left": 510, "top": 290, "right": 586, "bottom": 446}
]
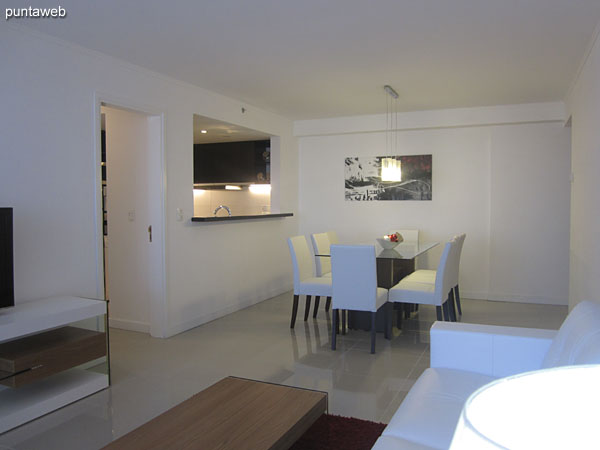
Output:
[
  {"left": 450, "top": 365, "right": 600, "bottom": 449},
  {"left": 381, "top": 157, "right": 401, "bottom": 182}
]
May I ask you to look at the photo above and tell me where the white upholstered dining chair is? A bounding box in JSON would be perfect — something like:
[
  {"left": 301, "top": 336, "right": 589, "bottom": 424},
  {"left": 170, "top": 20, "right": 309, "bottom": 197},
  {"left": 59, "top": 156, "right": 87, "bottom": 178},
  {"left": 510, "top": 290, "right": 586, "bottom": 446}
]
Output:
[
  {"left": 331, "top": 245, "right": 389, "bottom": 354},
  {"left": 287, "top": 236, "right": 332, "bottom": 328},
  {"left": 450, "top": 233, "right": 466, "bottom": 315},
  {"left": 387, "top": 229, "right": 419, "bottom": 316},
  {"left": 407, "top": 233, "right": 466, "bottom": 317},
  {"left": 311, "top": 232, "right": 332, "bottom": 278},
  {"left": 388, "top": 237, "right": 457, "bottom": 321},
  {"left": 310, "top": 232, "right": 334, "bottom": 316},
  {"left": 326, "top": 230, "right": 339, "bottom": 245}
]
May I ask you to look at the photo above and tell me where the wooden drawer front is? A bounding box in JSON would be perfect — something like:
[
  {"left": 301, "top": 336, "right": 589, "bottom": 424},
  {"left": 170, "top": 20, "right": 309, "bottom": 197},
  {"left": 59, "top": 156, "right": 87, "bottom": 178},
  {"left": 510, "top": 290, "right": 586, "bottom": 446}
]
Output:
[{"left": 0, "top": 327, "right": 106, "bottom": 388}]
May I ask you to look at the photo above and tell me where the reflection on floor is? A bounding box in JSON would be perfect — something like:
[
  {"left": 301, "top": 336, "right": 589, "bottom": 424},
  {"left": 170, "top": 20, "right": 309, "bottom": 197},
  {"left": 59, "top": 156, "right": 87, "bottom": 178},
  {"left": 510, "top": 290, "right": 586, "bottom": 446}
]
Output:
[{"left": 0, "top": 294, "right": 567, "bottom": 449}]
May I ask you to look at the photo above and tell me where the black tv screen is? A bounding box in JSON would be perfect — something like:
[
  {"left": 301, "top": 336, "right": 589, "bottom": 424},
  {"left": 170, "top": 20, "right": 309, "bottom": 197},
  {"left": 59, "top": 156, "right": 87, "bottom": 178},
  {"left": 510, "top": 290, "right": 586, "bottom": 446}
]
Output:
[{"left": 0, "top": 208, "right": 14, "bottom": 309}]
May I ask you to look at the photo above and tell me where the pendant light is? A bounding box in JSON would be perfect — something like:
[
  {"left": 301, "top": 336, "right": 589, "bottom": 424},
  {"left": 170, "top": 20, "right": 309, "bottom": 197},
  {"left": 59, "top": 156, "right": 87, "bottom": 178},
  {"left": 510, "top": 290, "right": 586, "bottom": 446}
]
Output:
[{"left": 381, "top": 85, "right": 401, "bottom": 182}]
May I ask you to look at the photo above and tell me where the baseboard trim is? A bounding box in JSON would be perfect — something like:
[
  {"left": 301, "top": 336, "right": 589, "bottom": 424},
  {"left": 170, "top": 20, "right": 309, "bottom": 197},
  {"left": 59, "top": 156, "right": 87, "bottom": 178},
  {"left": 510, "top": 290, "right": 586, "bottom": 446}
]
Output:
[
  {"left": 166, "top": 284, "right": 293, "bottom": 338},
  {"left": 461, "top": 290, "right": 567, "bottom": 306},
  {"left": 109, "top": 317, "right": 151, "bottom": 333},
  {"left": 486, "top": 293, "right": 567, "bottom": 306},
  {"left": 459, "top": 291, "right": 489, "bottom": 301}
]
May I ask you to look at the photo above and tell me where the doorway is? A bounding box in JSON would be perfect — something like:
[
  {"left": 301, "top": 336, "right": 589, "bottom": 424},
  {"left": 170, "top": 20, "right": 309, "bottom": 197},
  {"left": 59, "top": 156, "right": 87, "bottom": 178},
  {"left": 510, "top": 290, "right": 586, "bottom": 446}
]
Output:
[{"left": 96, "top": 101, "right": 166, "bottom": 338}]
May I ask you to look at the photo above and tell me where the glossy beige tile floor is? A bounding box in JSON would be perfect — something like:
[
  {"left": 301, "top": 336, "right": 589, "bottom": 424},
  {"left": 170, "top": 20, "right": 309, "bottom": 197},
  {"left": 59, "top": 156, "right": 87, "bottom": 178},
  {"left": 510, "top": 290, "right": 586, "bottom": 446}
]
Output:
[{"left": 0, "top": 294, "right": 567, "bottom": 449}]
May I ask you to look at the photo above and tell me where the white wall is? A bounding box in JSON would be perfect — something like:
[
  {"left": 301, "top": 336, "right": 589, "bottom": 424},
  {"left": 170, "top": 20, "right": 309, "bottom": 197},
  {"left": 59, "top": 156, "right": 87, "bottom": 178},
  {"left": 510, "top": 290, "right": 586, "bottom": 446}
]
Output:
[
  {"left": 0, "top": 25, "right": 298, "bottom": 337},
  {"left": 566, "top": 27, "right": 600, "bottom": 309},
  {"left": 193, "top": 188, "right": 271, "bottom": 217},
  {"left": 488, "top": 125, "right": 571, "bottom": 303},
  {"left": 297, "top": 106, "right": 571, "bottom": 305}
]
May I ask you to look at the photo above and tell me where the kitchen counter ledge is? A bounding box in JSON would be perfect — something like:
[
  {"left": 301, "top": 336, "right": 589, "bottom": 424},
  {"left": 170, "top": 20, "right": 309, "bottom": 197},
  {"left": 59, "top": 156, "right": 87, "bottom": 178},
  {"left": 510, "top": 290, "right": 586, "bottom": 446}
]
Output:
[{"left": 191, "top": 213, "right": 293, "bottom": 222}]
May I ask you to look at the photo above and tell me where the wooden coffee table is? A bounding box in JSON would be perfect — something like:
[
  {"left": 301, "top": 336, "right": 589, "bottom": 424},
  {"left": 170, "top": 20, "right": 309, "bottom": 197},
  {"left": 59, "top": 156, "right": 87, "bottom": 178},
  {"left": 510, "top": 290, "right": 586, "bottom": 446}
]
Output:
[{"left": 103, "top": 376, "right": 328, "bottom": 450}]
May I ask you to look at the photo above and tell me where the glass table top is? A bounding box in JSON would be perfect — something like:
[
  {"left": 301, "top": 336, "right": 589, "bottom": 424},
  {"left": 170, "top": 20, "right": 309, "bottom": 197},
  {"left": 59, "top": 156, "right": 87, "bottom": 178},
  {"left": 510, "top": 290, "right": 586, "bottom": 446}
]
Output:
[{"left": 316, "top": 241, "right": 438, "bottom": 260}]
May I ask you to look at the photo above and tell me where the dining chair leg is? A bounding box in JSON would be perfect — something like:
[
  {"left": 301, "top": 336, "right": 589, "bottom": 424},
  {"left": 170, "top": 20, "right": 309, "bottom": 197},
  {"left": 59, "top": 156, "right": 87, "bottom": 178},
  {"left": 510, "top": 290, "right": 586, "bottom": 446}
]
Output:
[
  {"left": 290, "top": 294, "right": 299, "bottom": 328},
  {"left": 370, "top": 312, "right": 377, "bottom": 354},
  {"left": 442, "top": 301, "right": 450, "bottom": 321},
  {"left": 344, "top": 310, "right": 348, "bottom": 333},
  {"left": 384, "top": 302, "right": 392, "bottom": 340},
  {"left": 396, "top": 304, "right": 403, "bottom": 327},
  {"left": 313, "top": 296, "right": 320, "bottom": 318},
  {"left": 454, "top": 285, "right": 462, "bottom": 315},
  {"left": 448, "top": 291, "right": 457, "bottom": 322},
  {"left": 331, "top": 309, "right": 337, "bottom": 350},
  {"left": 304, "top": 295, "right": 312, "bottom": 321},
  {"left": 436, "top": 305, "right": 443, "bottom": 321},
  {"left": 325, "top": 296, "right": 331, "bottom": 312},
  {"left": 342, "top": 309, "right": 347, "bottom": 335},
  {"left": 335, "top": 309, "right": 340, "bottom": 334}
]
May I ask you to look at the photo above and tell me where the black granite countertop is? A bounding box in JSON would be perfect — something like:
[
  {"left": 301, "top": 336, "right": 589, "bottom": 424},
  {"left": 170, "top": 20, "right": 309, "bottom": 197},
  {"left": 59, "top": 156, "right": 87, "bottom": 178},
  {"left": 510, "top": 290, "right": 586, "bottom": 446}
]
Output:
[{"left": 191, "top": 213, "right": 293, "bottom": 222}]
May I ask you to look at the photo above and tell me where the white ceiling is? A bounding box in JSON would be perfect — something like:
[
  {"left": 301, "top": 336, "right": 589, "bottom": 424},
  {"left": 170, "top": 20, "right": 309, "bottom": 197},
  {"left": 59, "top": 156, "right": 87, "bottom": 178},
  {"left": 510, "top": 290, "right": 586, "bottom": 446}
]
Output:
[
  {"left": 16, "top": 0, "right": 600, "bottom": 119},
  {"left": 193, "top": 115, "right": 270, "bottom": 144}
]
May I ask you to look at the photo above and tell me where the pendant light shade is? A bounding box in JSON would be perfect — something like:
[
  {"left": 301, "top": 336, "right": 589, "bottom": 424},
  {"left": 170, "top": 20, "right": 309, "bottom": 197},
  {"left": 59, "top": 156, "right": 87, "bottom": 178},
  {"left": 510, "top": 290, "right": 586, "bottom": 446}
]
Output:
[
  {"left": 381, "top": 157, "right": 401, "bottom": 182},
  {"left": 381, "top": 85, "right": 401, "bottom": 182}
]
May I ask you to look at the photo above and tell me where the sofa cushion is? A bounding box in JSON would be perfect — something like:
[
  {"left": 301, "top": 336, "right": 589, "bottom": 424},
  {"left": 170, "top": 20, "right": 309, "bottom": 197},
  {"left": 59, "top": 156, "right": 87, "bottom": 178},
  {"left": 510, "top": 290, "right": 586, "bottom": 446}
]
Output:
[
  {"left": 542, "top": 301, "right": 600, "bottom": 368},
  {"left": 381, "top": 368, "right": 496, "bottom": 450}
]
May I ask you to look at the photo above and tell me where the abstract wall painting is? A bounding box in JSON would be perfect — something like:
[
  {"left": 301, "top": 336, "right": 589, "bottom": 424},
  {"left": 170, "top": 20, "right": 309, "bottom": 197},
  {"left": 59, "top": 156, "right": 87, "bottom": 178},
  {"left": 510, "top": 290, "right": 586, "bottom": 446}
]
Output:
[{"left": 345, "top": 154, "right": 432, "bottom": 201}]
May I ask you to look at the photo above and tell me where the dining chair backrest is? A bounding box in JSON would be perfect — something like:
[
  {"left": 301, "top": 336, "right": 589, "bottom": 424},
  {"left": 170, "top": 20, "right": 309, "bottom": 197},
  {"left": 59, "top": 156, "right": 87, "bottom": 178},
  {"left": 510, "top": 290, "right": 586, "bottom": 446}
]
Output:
[
  {"left": 311, "top": 232, "right": 332, "bottom": 276},
  {"left": 449, "top": 233, "right": 466, "bottom": 287},
  {"left": 331, "top": 245, "right": 378, "bottom": 312},
  {"left": 389, "top": 229, "right": 419, "bottom": 243},
  {"left": 433, "top": 238, "right": 457, "bottom": 305},
  {"left": 327, "top": 230, "right": 339, "bottom": 245},
  {"left": 288, "top": 236, "right": 314, "bottom": 286}
]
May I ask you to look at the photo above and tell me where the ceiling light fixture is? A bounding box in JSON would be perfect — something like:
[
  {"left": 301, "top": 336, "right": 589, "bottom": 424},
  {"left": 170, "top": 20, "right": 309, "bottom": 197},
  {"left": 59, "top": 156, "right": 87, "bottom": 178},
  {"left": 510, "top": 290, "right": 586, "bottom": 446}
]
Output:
[
  {"left": 381, "top": 85, "right": 401, "bottom": 182},
  {"left": 200, "top": 129, "right": 207, "bottom": 134}
]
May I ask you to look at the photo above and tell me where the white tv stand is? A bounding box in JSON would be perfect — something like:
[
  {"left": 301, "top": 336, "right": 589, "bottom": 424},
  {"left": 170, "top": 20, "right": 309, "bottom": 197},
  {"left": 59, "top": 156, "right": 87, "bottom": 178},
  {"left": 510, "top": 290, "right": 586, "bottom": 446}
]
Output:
[{"left": 0, "top": 296, "right": 109, "bottom": 433}]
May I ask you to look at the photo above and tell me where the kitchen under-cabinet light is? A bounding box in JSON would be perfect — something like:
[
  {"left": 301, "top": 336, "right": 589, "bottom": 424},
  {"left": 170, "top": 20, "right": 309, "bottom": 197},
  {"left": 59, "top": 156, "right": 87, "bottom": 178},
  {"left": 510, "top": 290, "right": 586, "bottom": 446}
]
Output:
[
  {"left": 225, "top": 185, "right": 242, "bottom": 190},
  {"left": 249, "top": 184, "right": 271, "bottom": 194}
]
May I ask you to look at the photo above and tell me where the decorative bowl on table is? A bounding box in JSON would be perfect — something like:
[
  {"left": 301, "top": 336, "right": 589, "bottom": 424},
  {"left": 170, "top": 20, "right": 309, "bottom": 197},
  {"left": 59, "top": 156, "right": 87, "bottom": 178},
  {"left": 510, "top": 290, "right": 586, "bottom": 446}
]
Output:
[{"left": 376, "top": 232, "right": 404, "bottom": 249}]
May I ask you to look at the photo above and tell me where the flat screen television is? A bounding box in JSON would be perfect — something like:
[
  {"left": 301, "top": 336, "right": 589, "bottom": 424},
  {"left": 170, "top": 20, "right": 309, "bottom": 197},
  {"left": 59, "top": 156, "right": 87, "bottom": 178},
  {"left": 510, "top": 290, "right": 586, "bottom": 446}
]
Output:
[{"left": 0, "top": 207, "right": 14, "bottom": 309}]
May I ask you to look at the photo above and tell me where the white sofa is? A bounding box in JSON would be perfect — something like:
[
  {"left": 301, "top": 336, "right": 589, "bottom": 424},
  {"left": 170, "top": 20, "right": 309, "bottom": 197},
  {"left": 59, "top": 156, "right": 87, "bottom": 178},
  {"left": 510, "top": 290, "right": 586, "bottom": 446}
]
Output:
[{"left": 372, "top": 300, "right": 600, "bottom": 450}]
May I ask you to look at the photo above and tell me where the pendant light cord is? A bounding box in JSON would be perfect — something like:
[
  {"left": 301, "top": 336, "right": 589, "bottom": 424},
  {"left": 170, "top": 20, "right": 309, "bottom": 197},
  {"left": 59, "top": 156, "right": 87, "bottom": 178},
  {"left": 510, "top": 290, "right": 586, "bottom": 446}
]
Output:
[{"left": 383, "top": 85, "right": 399, "bottom": 160}]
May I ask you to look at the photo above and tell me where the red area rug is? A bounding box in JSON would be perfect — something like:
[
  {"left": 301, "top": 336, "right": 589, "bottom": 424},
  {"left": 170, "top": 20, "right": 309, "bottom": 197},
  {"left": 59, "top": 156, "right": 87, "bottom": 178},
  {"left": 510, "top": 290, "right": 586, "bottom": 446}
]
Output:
[{"left": 290, "top": 414, "right": 386, "bottom": 450}]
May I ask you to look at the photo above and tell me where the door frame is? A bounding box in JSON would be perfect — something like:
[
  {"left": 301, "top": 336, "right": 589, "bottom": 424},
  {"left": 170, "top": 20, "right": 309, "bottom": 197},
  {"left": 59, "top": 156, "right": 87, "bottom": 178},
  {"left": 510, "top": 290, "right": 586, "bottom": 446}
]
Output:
[{"left": 93, "top": 92, "right": 168, "bottom": 337}]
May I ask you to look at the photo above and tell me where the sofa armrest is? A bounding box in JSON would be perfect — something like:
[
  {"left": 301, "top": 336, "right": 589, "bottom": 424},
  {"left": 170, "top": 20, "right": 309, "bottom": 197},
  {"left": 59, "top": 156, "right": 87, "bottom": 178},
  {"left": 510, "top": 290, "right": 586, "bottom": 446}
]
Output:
[{"left": 430, "top": 322, "right": 557, "bottom": 377}]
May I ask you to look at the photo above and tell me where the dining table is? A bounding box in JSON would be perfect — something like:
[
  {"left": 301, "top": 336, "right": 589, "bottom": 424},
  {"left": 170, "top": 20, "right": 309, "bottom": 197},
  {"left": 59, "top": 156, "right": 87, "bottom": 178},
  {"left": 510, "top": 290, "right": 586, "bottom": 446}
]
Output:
[{"left": 315, "top": 241, "right": 439, "bottom": 333}]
